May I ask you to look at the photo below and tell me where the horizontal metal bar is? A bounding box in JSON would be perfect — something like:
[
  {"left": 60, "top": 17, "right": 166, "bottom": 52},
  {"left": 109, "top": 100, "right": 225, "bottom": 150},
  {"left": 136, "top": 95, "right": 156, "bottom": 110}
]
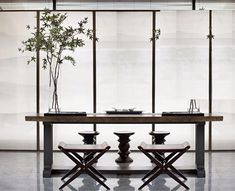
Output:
[{"left": 0, "top": 9, "right": 160, "bottom": 12}]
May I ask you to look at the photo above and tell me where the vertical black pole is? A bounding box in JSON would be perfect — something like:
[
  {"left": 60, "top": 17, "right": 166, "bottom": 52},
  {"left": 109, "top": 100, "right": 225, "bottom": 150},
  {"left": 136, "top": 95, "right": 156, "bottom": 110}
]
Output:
[
  {"left": 36, "top": 11, "right": 40, "bottom": 151},
  {"left": 152, "top": 11, "right": 156, "bottom": 133},
  {"left": 53, "top": 0, "right": 56, "bottom": 11},
  {"left": 192, "top": 0, "right": 196, "bottom": 10},
  {"left": 208, "top": 10, "right": 213, "bottom": 151},
  {"left": 93, "top": 11, "right": 97, "bottom": 132}
]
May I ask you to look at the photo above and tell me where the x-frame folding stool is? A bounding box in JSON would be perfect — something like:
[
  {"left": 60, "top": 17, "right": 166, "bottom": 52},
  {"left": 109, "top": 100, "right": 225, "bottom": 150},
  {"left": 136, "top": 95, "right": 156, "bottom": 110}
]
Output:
[
  {"left": 138, "top": 142, "right": 190, "bottom": 190},
  {"left": 58, "top": 142, "right": 111, "bottom": 190}
]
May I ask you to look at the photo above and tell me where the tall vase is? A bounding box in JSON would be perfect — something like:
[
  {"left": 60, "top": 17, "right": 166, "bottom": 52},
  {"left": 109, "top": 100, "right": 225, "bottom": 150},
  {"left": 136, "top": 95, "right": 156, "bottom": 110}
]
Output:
[
  {"left": 48, "top": 61, "right": 62, "bottom": 113},
  {"left": 48, "top": 72, "right": 61, "bottom": 113}
]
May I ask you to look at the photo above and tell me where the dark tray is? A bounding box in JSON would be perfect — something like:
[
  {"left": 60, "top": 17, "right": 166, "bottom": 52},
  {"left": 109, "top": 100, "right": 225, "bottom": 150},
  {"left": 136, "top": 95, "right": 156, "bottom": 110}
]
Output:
[
  {"left": 106, "top": 110, "right": 142, "bottom": 115},
  {"left": 44, "top": 111, "right": 87, "bottom": 116},
  {"left": 162, "top": 111, "right": 204, "bottom": 116}
]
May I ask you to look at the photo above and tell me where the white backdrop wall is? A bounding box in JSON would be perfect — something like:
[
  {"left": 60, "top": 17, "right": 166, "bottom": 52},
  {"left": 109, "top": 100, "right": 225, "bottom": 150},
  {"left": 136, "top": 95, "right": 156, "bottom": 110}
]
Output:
[
  {"left": 96, "top": 12, "right": 152, "bottom": 149},
  {"left": 155, "top": 11, "right": 209, "bottom": 150},
  {"left": 0, "top": 12, "right": 36, "bottom": 149},
  {"left": 212, "top": 11, "right": 235, "bottom": 149},
  {"left": 0, "top": 11, "right": 232, "bottom": 150}
]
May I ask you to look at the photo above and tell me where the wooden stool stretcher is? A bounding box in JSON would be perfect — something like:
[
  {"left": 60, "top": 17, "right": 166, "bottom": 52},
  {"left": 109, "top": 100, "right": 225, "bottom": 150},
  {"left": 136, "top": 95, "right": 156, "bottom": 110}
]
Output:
[
  {"left": 58, "top": 142, "right": 110, "bottom": 190},
  {"left": 138, "top": 142, "right": 190, "bottom": 190}
]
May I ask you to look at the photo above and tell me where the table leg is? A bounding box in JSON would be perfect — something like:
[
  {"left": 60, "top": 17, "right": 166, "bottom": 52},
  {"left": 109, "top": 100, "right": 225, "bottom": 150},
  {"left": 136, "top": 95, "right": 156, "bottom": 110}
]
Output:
[
  {"left": 195, "top": 122, "right": 205, "bottom": 177},
  {"left": 43, "top": 122, "right": 53, "bottom": 178}
]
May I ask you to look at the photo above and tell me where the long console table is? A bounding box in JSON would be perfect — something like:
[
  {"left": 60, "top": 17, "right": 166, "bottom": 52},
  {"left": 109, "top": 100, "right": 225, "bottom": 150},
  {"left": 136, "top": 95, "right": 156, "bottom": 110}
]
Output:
[{"left": 25, "top": 113, "right": 223, "bottom": 178}]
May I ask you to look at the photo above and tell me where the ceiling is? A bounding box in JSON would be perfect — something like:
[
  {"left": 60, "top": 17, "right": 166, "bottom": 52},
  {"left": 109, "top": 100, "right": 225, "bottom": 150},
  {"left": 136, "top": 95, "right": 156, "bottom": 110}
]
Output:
[
  {"left": 0, "top": 0, "right": 234, "bottom": 2},
  {"left": 0, "top": 0, "right": 235, "bottom": 10}
]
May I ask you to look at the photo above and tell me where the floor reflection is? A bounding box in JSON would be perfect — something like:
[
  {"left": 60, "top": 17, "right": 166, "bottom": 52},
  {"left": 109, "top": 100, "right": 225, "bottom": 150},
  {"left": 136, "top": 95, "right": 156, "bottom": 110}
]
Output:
[
  {"left": 43, "top": 178, "right": 53, "bottom": 191},
  {"left": 113, "top": 177, "right": 135, "bottom": 191},
  {"left": 36, "top": 152, "right": 41, "bottom": 191},
  {"left": 61, "top": 177, "right": 101, "bottom": 191},
  {"left": 194, "top": 178, "right": 206, "bottom": 191},
  {"left": 146, "top": 175, "right": 193, "bottom": 191},
  {"left": 78, "top": 178, "right": 101, "bottom": 191},
  {"left": 206, "top": 152, "right": 212, "bottom": 191},
  {"left": 0, "top": 152, "right": 234, "bottom": 191},
  {"left": 147, "top": 177, "right": 171, "bottom": 191},
  {"left": 38, "top": 153, "right": 219, "bottom": 191}
]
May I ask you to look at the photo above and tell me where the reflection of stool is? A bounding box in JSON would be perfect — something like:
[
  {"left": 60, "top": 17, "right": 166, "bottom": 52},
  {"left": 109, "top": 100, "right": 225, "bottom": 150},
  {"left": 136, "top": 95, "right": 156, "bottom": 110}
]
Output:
[
  {"left": 114, "top": 131, "right": 135, "bottom": 163},
  {"left": 114, "top": 178, "right": 135, "bottom": 191},
  {"left": 79, "top": 178, "right": 101, "bottom": 191},
  {"left": 78, "top": 131, "right": 99, "bottom": 162},
  {"left": 138, "top": 142, "right": 190, "bottom": 190},
  {"left": 58, "top": 142, "right": 110, "bottom": 190},
  {"left": 149, "top": 131, "right": 170, "bottom": 161}
]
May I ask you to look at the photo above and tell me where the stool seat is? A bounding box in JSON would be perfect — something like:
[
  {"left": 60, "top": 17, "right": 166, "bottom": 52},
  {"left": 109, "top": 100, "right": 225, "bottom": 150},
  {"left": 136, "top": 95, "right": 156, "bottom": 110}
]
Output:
[
  {"left": 114, "top": 131, "right": 135, "bottom": 136},
  {"left": 114, "top": 131, "right": 135, "bottom": 163},
  {"left": 139, "top": 141, "right": 190, "bottom": 152},
  {"left": 149, "top": 131, "right": 170, "bottom": 136},
  {"left": 138, "top": 141, "right": 190, "bottom": 190},
  {"left": 58, "top": 141, "right": 109, "bottom": 152},
  {"left": 78, "top": 131, "right": 99, "bottom": 136},
  {"left": 58, "top": 141, "right": 110, "bottom": 190}
]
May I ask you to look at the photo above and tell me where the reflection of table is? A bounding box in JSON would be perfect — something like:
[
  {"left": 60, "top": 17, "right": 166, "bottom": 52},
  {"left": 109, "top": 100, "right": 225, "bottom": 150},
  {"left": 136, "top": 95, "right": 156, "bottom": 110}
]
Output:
[{"left": 25, "top": 113, "right": 223, "bottom": 178}]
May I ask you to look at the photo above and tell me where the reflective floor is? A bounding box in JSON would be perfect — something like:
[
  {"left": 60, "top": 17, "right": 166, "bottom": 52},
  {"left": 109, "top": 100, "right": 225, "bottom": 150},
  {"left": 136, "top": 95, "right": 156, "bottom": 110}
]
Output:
[{"left": 0, "top": 152, "right": 235, "bottom": 191}]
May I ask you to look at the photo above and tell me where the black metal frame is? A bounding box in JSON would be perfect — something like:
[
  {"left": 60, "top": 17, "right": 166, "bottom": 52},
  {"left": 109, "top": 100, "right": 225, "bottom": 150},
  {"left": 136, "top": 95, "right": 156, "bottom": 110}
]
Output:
[
  {"left": 92, "top": 11, "right": 97, "bottom": 133},
  {"left": 36, "top": 10, "right": 40, "bottom": 151},
  {"left": 192, "top": 0, "right": 196, "bottom": 10},
  {"left": 152, "top": 11, "right": 156, "bottom": 133},
  {"left": 208, "top": 10, "right": 213, "bottom": 151}
]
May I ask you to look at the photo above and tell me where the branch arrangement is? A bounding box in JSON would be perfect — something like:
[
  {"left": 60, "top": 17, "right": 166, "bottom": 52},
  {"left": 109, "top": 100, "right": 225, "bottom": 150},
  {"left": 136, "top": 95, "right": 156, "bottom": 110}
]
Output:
[{"left": 19, "top": 10, "right": 94, "bottom": 112}]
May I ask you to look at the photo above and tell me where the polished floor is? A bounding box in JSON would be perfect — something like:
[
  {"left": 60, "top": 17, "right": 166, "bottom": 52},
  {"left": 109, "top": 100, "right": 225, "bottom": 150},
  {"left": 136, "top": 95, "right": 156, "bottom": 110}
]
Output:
[{"left": 0, "top": 152, "right": 235, "bottom": 191}]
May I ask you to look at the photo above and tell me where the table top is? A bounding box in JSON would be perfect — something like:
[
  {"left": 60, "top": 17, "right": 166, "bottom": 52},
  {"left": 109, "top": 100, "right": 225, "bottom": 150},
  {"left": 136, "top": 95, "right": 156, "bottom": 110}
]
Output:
[{"left": 25, "top": 113, "right": 223, "bottom": 124}]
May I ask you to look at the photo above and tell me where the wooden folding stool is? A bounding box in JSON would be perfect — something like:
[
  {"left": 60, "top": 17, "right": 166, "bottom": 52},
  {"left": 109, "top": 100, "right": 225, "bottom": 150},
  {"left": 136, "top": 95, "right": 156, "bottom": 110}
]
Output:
[
  {"left": 138, "top": 142, "right": 190, "bottom": 190},
  {"left": 58, "top": 141, "right": 111, "bottom": 190}
]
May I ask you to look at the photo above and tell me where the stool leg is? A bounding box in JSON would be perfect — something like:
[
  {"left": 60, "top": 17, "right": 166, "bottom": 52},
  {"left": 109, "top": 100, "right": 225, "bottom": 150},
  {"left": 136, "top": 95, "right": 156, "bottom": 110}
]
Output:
[
  {"left": 89, "top": 166, "right": 107, "bottom": 180},
  {"left": 59, "top": 169, "right": 84, "bottom": 190},
  {"left": 59, "top": 143, "right": 110, "bottom": 190},
  {"left": 142, "top": 165, "right": 159, "bottom": 180},
  {"left": 153, "top": 134, "right": 166, "bottom": 160},
  {"left": 115, "top": 135, "right": 133, "bottom": 163},
  {"left": 61, "top": 165, "right": 79, "bottom": 180},
  {"left": 169, "top": 165, "right": 187, "bottom": 180},
  {"left": 86, "top": 169, "right": 110, "bottom": 190},
  {"left": 81, "top": 134, "right": 97, "bottom": 162},
  {"left": 139, "top": 145, "right": 189, "bottom": 190},
  {"left": 164, "top": 168, "right": 189, "bottom": 190},
  {"left": 151, "top": 134, "right": 169, "bottom": 162},
  {"left": 139, "top": 169, "right": 163, "bottom": 190},
  {"left": 153, "top": 135, "right": 166, "bottom": 144},
  {"left": 82, "top": 134, "right": 96, "bottom": 144}
]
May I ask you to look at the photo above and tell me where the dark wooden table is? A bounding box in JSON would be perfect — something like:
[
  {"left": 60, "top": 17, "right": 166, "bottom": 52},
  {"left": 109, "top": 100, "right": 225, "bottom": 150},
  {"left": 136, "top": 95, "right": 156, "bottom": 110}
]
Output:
[{"left": 25, "top": 113, "right": 223, "bottom": 178}]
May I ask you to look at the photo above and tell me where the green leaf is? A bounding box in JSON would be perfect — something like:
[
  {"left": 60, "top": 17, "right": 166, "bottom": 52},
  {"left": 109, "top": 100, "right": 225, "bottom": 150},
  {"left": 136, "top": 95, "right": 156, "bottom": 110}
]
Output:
[
  {"left": 64, "top": 56, "right": 75, "bottom": 64},
  {"left": 20, "top": 12, "right": 94, "bottom": 70}
]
